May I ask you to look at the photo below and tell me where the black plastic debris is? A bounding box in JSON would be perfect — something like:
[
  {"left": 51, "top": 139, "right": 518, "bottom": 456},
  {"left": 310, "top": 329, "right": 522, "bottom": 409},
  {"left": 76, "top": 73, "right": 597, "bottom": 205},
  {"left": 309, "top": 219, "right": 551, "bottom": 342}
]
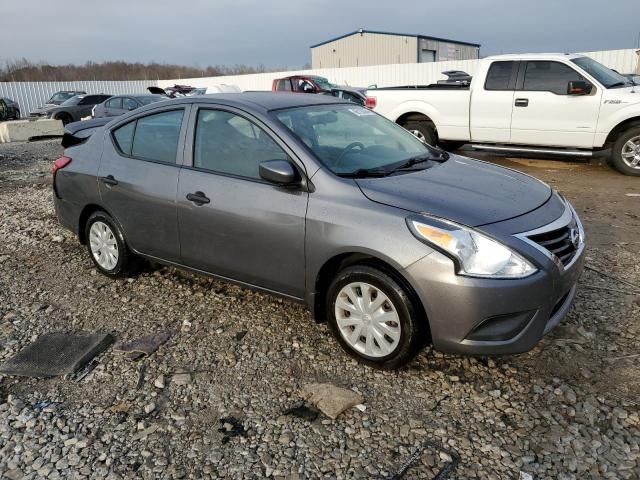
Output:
[
  {"left": 284, "top": 403, "right": 320, "bottom": 422},
  {"left": 235, "top": 330, "right": 248, "bottom": 342},
  {"left": 218, "top": 416, "right": 247, "bottom": 444},
  {"left": 113, "top": 331, "right": 171, "bottom": 361},
  {"left": 388, "top": 440, "right": 460, "bottom": 480},
  {"left": 0, "top": 332, "right": 113, "bottom": 378}
]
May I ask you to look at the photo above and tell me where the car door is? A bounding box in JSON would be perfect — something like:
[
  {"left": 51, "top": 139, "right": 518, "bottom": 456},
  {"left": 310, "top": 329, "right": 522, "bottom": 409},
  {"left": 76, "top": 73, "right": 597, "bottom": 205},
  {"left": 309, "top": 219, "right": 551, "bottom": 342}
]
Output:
[
  {"left": 469, "top": 60, "right": 517, "bottom": 143},
  {"left": 97, "top": 106, "right": 189, "bottom": 262},
  {"left": 177, "top": 106, "right": 308, "bottom": 298},
  {"left": 509, "top": 60, "right": 602, "bottom": 147}
]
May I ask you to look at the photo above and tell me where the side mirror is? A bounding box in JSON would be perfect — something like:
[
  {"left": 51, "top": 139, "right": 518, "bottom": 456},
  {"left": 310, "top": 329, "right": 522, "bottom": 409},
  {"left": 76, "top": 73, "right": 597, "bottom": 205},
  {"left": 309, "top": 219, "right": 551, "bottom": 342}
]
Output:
[
  {"left": 567, "top": 80, "right": 592, "bottom": 95},
  {"left": 259, "top": 160, "right": 300, "bottom": 185}
]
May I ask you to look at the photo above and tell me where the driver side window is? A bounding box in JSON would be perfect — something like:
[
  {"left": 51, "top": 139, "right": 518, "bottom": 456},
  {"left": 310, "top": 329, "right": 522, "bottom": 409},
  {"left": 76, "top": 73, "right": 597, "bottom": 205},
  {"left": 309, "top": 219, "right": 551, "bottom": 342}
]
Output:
[{"left": 193, "top": 109, "right": 288, "bottom": 180}]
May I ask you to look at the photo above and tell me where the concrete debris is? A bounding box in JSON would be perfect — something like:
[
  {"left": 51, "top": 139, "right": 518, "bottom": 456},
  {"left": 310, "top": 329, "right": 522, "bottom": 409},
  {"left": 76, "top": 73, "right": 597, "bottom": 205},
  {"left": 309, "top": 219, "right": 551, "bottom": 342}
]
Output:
[{"left": 299, "top": 383, "right": 364, "bottom": 419}]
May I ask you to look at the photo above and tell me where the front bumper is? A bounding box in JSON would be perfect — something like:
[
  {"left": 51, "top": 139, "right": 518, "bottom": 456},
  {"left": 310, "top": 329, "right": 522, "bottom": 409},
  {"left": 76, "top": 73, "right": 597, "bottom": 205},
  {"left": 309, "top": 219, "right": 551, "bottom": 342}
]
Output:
[{"left": 403, "top": 203, "right": 585, "bottom": 356}]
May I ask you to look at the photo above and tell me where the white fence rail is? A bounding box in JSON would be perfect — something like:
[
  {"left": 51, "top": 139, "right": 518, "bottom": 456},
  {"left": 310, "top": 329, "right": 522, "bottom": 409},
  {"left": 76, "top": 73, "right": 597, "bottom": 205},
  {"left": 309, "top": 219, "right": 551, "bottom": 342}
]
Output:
[
  {"left": 159, "top": 48, "right": 640, "bottom": 92},
  {"left": 0, "top": 80, "right": 158, "bottom": 119}
]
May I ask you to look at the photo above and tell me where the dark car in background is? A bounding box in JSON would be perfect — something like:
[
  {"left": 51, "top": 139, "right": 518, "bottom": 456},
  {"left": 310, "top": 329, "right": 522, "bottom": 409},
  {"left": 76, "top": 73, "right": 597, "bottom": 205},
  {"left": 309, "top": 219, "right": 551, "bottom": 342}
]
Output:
[
  {"left": 30, "top": 94, "right": 111, "bottom": 124},
  {"left": 92, "top": 94, "right": 166, "bottom": 118},
  {"left": 272, "top": 75, "right": 367, "bottom": 106},
  {"left": 52, "top": 93, "right": 584, "bottom": 369},
  {"left": 0, "top": 97, "right": 21, "bottom": 119}
]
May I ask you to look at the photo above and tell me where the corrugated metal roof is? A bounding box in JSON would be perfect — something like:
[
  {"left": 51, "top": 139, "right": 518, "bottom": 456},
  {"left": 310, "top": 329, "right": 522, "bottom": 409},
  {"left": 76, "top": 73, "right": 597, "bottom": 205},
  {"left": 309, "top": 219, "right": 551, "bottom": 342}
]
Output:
[{"left": 310, "top": 29, "right": 481, "bottom": 49}]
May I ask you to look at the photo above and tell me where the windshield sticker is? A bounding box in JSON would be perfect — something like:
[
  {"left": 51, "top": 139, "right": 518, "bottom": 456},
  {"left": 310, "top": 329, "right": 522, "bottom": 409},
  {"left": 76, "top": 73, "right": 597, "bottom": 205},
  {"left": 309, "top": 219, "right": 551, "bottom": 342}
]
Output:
[{"left": 349, "top": 107, "right": 375, "bottom": 116}]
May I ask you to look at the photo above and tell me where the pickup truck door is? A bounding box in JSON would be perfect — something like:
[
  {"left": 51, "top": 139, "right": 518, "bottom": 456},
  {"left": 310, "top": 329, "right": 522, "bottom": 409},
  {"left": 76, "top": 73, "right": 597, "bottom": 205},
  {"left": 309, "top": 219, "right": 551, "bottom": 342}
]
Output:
[
  {"left": 509, "top": 61, "right": 602, "bottom": 148},
  {"left": 469, "top": 61, "right": 517, "bottom": 143}
]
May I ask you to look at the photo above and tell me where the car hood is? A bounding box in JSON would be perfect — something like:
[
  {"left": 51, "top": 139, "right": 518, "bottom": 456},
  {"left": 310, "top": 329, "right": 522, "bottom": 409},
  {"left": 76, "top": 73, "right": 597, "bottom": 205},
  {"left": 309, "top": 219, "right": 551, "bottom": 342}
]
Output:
[{"left": 355, "top": 155, "right": 551, "bottom": 227}]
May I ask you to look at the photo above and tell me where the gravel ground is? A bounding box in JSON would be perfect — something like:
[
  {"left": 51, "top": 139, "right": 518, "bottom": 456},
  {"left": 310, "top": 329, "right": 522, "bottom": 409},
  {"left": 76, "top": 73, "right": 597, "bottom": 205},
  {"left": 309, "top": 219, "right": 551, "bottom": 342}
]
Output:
[{"left": 0, "top": 140, "right": 638, "bottom": 479}]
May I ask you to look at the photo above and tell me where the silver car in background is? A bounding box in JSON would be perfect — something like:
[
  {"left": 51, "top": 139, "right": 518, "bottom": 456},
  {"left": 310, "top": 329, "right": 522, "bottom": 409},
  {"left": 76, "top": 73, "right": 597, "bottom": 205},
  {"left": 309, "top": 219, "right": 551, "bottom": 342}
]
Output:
[{"left": 53, "top": 93, "right": 585, "bottom": 369}]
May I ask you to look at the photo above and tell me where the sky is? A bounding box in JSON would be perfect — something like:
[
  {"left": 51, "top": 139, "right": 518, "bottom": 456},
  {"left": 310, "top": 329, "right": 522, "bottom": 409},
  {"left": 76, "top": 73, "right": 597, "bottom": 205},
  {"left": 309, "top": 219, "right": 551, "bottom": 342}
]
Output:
[{"left": 2, "top": 0, "right": 639, "bottom": 68}]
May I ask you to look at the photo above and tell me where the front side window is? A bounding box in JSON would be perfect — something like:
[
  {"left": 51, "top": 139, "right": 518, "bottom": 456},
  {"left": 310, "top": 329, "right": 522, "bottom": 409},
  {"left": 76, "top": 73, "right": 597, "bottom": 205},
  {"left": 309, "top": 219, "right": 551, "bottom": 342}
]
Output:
[
  {"left": 112, "top": 109, "right": 183, "bottom": 163},
  {"left": 123, "top": 98, "right": 138, "bottom": 110},
  {"left": 194, "top": 109, "right": 288, "bottom": 179},
  {"left": 485, "top": 61, "right": 517, "bottom": 90},
  {"left": 275, "top": 105, "right": 432, "bottom": 175},
  {"left": 523, "top": 61, "right": 584, "bottom": 95}
]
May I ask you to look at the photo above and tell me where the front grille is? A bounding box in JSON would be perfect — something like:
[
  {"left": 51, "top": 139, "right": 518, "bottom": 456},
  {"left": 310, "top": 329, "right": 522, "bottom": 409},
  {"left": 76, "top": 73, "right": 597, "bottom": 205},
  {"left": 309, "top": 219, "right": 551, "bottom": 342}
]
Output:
[{"left": 528, "top": 221, "right": 579, "bottom": 266}]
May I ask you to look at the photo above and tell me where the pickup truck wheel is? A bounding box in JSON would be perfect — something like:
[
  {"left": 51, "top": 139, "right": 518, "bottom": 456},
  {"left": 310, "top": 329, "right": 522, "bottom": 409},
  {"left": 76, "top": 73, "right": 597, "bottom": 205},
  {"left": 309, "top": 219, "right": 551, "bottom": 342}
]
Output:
[
  {"left": 611, "top": 127, "right": 640, "bottom": 176},
  {"left": 402, "top": 121, "right": 437, "bottom": 147}
]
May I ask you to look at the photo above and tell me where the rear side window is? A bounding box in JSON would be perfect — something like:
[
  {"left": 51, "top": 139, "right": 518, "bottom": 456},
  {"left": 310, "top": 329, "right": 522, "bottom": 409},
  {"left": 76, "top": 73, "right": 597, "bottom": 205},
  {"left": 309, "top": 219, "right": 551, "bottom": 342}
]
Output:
[
  {"left": 123, "top": 98, "right": 138, "bottom": 110},
  {"left": 485, "top": 61, "right": 517, "bottom": 90},
  {"left": 193, "top": 109, "right": 288, "bottom": 179},
  {"left": 277, "top": 79, "right": 292, "bottom": 91},
  {"left": 113, "top": 121, "right": 135, "bottom": 154},
  {"left": 106, "top": 98, "right": 122, "bottom": 109},
  {"left": 523, "top": 61, "right": 584, "bottom": 95},
  {"left": 112, "top": 109, "right": 183, "bottom": 163}
]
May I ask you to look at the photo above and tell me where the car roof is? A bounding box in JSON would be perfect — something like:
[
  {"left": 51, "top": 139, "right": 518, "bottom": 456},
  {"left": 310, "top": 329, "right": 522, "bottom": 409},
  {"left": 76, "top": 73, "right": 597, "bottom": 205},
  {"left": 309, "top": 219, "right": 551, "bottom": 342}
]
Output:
[
  {"left": 111, "top": 94, "right": 165, "bottom": 99},
  {"left": 172, "top": 91, "right": 353, "bottom": 112},
  {"left": 484, "top": 53, "right": 585, "bottom": 61}
]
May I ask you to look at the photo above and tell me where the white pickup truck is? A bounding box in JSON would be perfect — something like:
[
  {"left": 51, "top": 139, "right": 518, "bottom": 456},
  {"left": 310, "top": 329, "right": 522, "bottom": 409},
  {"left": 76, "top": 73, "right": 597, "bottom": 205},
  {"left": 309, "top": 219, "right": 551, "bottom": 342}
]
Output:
[{"left": 366, "top": 53, "right": 640, "bottom": 176}]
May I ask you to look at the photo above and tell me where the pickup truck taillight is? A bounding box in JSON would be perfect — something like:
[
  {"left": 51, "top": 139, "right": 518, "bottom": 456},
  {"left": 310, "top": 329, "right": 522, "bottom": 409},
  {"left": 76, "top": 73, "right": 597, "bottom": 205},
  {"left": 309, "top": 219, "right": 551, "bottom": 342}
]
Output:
[
  {"left": 365, "top": 97, "right": 377, "bottom": 109},
  {"left": 52, "top": 156, "right": 72, "bottom": 178}
]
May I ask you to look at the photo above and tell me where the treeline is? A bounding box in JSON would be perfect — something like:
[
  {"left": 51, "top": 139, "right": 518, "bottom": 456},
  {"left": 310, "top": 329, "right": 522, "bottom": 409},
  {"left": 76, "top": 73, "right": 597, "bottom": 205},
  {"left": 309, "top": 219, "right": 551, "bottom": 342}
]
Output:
[{"left": 0, "top": 59, "right": 289, "bottom": 82}]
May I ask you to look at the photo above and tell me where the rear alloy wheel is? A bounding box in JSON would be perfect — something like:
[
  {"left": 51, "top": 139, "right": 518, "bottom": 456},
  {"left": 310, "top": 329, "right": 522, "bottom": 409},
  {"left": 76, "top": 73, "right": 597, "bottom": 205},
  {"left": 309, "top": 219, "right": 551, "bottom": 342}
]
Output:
[
  {"left": 85, "top": 211, "right": 138, "bottom": 277},
  {"left": 611, "top": 126, "right": 640, "bottom": 176},
  {"left": 326, "top": 265, "right": 425, "bottom": 369}
]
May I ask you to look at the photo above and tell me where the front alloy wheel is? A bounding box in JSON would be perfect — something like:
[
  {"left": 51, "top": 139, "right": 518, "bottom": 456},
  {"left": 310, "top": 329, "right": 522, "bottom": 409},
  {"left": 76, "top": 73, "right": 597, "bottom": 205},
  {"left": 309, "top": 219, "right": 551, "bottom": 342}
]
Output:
[{"left": 611, "top": 127, "right": 640, "bottom": 176}]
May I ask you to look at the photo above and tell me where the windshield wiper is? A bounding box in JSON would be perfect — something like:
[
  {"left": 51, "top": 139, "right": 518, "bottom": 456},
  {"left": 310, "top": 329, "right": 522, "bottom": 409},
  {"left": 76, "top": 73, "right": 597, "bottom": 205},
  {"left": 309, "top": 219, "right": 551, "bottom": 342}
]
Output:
[
  {"left": 387, "top": 151, "right": 449, "bottom": 173},
  {"left": 337, "top": 167, "right": 391, "bottom": 178}
]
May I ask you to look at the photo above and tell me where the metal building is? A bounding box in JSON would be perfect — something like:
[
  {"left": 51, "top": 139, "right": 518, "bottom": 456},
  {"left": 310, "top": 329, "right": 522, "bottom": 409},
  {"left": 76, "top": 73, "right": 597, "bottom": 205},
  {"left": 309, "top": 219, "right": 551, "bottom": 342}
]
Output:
[{"left": 311, "top": 29, "right": 480, "bottom": 69}]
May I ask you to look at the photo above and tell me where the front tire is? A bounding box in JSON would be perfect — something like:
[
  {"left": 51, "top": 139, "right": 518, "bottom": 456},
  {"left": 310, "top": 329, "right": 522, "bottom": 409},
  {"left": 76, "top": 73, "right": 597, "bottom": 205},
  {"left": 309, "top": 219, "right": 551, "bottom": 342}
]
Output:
[
  {"left": 85, "top": 211, "right": 139, "bottom": 277},
  {"left": 325, "top": 265, "right": 425, "bottom": 369},
  {"left": 610, "top": 126, "right": 640, "bottom": 176}
]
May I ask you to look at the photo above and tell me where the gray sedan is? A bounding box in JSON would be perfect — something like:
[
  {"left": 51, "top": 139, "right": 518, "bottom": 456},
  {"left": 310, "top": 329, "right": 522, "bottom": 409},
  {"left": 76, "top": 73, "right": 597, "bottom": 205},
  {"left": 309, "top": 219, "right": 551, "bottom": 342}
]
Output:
[
  {"left": 92, "top": 94, "right": 166, "bottom": 118},
  {"left": 52, "top": 93, "right": 585, "bottom": 369}
]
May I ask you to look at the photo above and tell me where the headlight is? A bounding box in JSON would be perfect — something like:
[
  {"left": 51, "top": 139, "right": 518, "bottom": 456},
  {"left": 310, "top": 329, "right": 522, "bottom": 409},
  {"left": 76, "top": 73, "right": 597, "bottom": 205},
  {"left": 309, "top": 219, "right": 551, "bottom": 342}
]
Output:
[{"left": 407, "top": 215, "right": 537, "bottom": 278}]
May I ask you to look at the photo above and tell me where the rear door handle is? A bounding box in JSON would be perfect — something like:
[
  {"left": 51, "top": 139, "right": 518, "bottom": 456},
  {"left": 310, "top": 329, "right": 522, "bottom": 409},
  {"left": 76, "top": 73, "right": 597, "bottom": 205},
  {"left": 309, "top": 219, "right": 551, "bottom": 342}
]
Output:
[
  {"left": 186, "top": 191, "right": 210, "bottom": 205},
  {"left": 101, "top": 175, "right": 118, "bottom": 186},
  {"left": 515, "top": 98, "right": 529, "bottom": 107}
]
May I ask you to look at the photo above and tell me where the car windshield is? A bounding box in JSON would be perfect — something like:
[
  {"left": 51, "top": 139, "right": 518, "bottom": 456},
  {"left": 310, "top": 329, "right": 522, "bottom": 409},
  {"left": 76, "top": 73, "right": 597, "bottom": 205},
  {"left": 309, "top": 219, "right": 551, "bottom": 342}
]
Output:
[
  {"left": 49, "top": 92, "right": 79, "bottom": 104},
  {"left": 139, "top": 96, "right": 166, "bottom": 105},
  {"left": 60, "top": 96, "right": 83, "bottom": 106},
  {"left": 311, "top": 76, "right": 335, "bottom": 90},
  {"left": 571, "top": 57, "right": 632, "bottom": 88},
  {"left": 275, "top": 104, "right": 443, "bottom": 176}
]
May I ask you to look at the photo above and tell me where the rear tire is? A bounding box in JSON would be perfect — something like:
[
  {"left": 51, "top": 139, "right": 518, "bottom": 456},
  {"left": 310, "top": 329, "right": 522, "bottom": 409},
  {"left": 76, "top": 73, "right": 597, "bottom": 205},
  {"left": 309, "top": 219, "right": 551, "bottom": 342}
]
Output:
[
  {"left": 55, "top": 113, "right": 72, "bottom": 125},
  {"left": 402, "top": 120, "right": 438, "bottom": 147},
  {"left": 610, "top": 126, "right": 640, "bottom": 176},
  {"left": 325, "top": 265, "right": 425, "bottom": 369},
  {"left": 84, "top": 211, "right": 139, "bottom": 278}
]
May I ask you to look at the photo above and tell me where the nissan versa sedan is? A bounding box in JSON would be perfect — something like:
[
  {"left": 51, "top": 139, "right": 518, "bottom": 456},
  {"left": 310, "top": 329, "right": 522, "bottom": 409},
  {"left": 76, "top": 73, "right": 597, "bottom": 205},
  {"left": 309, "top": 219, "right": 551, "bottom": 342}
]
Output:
[{"left": 53, "top": 93, "right": 585, "bottom": 369}]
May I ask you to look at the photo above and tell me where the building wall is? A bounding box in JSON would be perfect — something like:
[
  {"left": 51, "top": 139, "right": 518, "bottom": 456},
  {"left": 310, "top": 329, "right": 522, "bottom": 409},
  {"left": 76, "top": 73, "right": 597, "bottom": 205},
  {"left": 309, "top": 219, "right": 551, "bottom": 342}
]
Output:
[
  {"left": 418, "top": 38, "right": 480, "bottom": 62},
  {"left": 312, "top": 32, "right": 417, "bottom": 69}
]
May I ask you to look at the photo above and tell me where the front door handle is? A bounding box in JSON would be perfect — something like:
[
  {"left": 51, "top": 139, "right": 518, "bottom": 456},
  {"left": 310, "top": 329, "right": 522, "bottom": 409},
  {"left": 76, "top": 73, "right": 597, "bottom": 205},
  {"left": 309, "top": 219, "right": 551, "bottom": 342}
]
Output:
[
  {"left": 101, "top": 175, "right": 118, "bottom": 186},
  {"left": 186, "top": 191, "right": 210, "bottom": 205},
  {"left": 515, "top": 98, "right": 529, "bottom": 107}
]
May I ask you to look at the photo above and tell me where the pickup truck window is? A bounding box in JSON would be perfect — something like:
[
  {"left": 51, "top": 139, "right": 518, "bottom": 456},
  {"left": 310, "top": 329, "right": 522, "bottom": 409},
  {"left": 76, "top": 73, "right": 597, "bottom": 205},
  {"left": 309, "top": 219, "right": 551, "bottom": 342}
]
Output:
[
  {"left": 485, "top": 61, "right": 517, "bottom": 90},
  {"left": 571, "top": 56, "right": 632, "bottom": 89},
  {"left": 522, "top": 61, "right": 584, "bottom": 95}
]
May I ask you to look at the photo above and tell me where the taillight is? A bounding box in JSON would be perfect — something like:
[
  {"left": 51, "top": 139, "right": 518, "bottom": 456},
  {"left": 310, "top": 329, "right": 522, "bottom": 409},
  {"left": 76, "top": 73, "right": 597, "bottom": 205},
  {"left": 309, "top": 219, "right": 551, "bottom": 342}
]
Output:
[
  {"left": 364, "top": 96, "right": 377, "bottom": 109},
  {"left": 52, "top": 156, "right": 72, "bottom": 176}
]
